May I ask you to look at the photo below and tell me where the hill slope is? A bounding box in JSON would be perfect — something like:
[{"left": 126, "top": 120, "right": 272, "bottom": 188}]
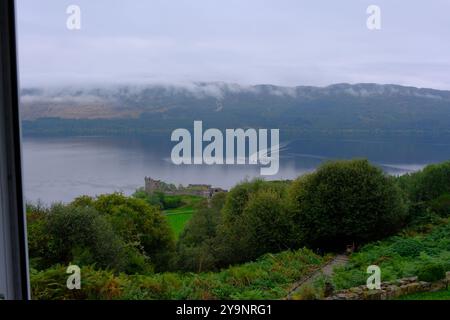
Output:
[{"left": 20, "top": 83, "right": 450, "bottom": 136}]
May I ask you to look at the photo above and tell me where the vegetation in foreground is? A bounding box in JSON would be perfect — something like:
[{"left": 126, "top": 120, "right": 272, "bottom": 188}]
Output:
[
  {"left": 330, "top": 218, "right": 450, "bottom": 291},
  {"left": 27, "top": 159, "right": 450, "bottom": 300},
  {"left": 30, "top": 249, "right": 326, "bottom": 300},
  {"left": 397, "top": 288, "right": 450, "bottom": 300}
]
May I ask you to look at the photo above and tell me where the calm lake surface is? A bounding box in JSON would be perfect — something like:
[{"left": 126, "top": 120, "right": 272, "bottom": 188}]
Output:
[{"left": 22, "top": 135, "right": 450, "bottom": 204}]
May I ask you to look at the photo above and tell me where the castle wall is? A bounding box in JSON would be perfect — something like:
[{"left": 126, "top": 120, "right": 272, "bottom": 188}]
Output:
[{"left": 144, "top": 177, "right": 226, "bottom": 198}]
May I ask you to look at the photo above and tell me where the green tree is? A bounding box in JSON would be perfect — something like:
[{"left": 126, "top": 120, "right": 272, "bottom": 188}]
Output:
[
  {"left": 410, "top": 161, "right": 450, "bottom": 202},
  {"left": 240, "top": 189, "right": 294, "bottom": 257},
  {"left": 288, "top": 159, "right": 408, "bottom": 249},
  {"left": 74, "top": 193, "right": 175, "bottom": 271},
  {"left": 27, "top": 203, "right": 128, "bottom": 271},
  {"left": 428, "top": 193, "right": 450, "bottom": 217},
  {"left": 396, "top": 162, "right": 450, "bottom": 225},
  {"left": 215, "top": 180, "right": 293, "bottom": 266},
  {"left": 175, "top": 192, "right": 226, "bottom": 271},
  {"left": 132, "top": 187, "right": 163, "bottom": 208}
]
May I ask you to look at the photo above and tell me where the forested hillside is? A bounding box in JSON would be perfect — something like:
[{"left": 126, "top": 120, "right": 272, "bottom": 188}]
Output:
[{"left": 21, "top": 83, "right": 450, "bottom": 137}]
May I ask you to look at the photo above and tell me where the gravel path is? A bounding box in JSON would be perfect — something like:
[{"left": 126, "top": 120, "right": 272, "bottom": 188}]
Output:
[{"left": 286, "top": 254, "right": 349, "bottom": 300}]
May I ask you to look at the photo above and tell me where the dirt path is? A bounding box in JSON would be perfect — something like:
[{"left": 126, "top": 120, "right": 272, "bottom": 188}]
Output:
[{"left": 286, "top": 254, "right": 349, "bottom": 300}]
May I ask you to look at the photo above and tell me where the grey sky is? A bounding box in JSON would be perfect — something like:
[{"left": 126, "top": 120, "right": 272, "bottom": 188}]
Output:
[{"left": 16, "top": 0, "right": 450, "bottom": 89}]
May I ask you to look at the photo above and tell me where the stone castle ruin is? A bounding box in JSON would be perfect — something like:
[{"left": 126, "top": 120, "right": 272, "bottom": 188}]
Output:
[{"left": 144, "top": 177, "right": 226, "bottom": 198}]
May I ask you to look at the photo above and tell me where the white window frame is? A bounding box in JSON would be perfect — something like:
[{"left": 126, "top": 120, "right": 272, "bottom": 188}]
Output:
[{"left": 0, "top": 0, "right": 30, "bottom": 300}]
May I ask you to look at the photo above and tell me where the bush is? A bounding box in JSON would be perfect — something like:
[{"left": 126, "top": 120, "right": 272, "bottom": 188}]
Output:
[
  {"left": 417, "top": 263, "right": 446, "bottom": 282},
  {"left": 397, "top": 162, "right": 450, "bottom": 227},
  {"left": 289, "top": 159, "right": 408, "bottom": 249},
  {"left": 28, "top": 193, "right": 174, "bottom": 273},
  {"left": 429, "top": 194, "right": 450, "bottom": 217},
  {"left": 215, "top": 180, "right": 293, "bottom": 266},
  {"left": 27, "top": 204, "right": 129, "bottom": 271},
  {"left": 162, "top": 195, "right": 183, "bottom": 209},
  {"left": 410, "top": 161, "right": 450, "bottom": 202},
  {"left": 406, "top": 202, "right": 440, "bottom": 228},
  {"left": 73, "top": 193, "right": 175, "bottom": 271},
  {"left": 132, "top": 188, "right": 163, "bottom": 208},
  {"left": 175, "top": 193, "right": 225, "bottom": 271},
  {"left": 390, "top": 238, "right": 425, "bottom": 258},
  {"left": 240, "top": 190, "right": 295, "bottom": 257}
]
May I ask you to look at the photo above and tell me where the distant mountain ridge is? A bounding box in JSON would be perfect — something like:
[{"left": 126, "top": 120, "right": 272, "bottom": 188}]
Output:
[{"left": 20, "top": 82, "right": 450, "bottom": 137}]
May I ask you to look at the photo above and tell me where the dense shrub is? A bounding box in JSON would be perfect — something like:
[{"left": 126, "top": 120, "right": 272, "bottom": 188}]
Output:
[
  {"left": 27, "top": 204, "right": 129, "bottom": 271},
  {"left": 289, "top": 159, "right": 408, "bottom": 249},
  {"left": 401, "top": 202, "right": 444, "bottom": 233},
  {"left": 179, "top": 193, "right": 225, "bottom": 246},
  {"left": 396, "top": 162, "right": 450, "bottom": 227},
  {"left": 239, "top": 190, "right": 295, "bottom": 257},
  {"left": 395, "top": 172, "right": 420, "bottom": 202},
  {"left": 132, "top": 188, "right": 164, "bottom": 208},
  {"left": 177, "top": 180, "right": 294, "bottom": 269},
  {"left": 132, "top": 189, "right": 193, "bottom": 210},
  {"left": 417, "top": 263, "right": 446, "bottom": 282},
  {"left": 162, "top": 195, "right": 183, "bottom": 209},
  {"left": 28, "top": 193, "right": 175, "bottom": 273},
  {"left": 429, "top": 194, "right": 450, "bottom": 217},
  {"left": 175, "top": 193, "right": 225, "bottom": 271},
  {"left": 215, "top": 180, "right": 294, "bottom": 266},
  {"left": 72, "top": 193, "right": 175, "bottom": 271},
  {"left": 410, "top": 161, "right": 450, "bottom": 203},
  {"left": 390, "top": 238, "right": 425, "bottom": 258}
]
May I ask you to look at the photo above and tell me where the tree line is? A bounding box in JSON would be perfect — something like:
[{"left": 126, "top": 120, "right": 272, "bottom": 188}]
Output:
[{"left": 27, "top": 159, "right": 450, "bottom": 274}]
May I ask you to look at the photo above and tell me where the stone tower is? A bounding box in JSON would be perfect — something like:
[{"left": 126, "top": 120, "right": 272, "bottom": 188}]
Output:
[{"left": 144, "top": 177, "right": 162, "bottom": 194}]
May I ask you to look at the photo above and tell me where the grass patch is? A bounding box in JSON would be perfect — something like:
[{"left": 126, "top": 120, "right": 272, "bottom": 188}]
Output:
[
  {"left": 166, "top": 211, "right": 193, "bottom": 237},
  {"left": 397, "top": 288, "right": 450, "bottom": 300},
  {"left": 164, "top": 195, "right": 203, "bottom": 237}
]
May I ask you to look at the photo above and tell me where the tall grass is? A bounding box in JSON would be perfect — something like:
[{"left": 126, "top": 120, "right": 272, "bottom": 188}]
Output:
[
  {"left": 31, "top": 248, "right": 326, "bottom": 300},
  {"left": 331, "top": 219, "right": 450, "bottom": 290}
]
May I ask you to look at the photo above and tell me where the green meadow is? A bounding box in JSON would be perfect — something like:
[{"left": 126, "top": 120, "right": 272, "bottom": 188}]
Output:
[{"left": 164, "top": 195, "right": 203, "bottom": 237}]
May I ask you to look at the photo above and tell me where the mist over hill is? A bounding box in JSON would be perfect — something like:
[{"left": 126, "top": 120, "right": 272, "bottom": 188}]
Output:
[{"left": 20, "top": 82, "right": 450, "bottom": 137}]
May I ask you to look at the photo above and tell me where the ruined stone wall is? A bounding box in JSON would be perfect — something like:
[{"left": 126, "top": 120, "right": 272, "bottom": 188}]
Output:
[
  {"left": 326, "top": 272, "right": 450, "bottom": 300},
  {"left": 144, "top": 177, "right": 162, "bottom": 194},
  {"left": 144, "top": 177, "right": 226, "bottom": 198}
]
